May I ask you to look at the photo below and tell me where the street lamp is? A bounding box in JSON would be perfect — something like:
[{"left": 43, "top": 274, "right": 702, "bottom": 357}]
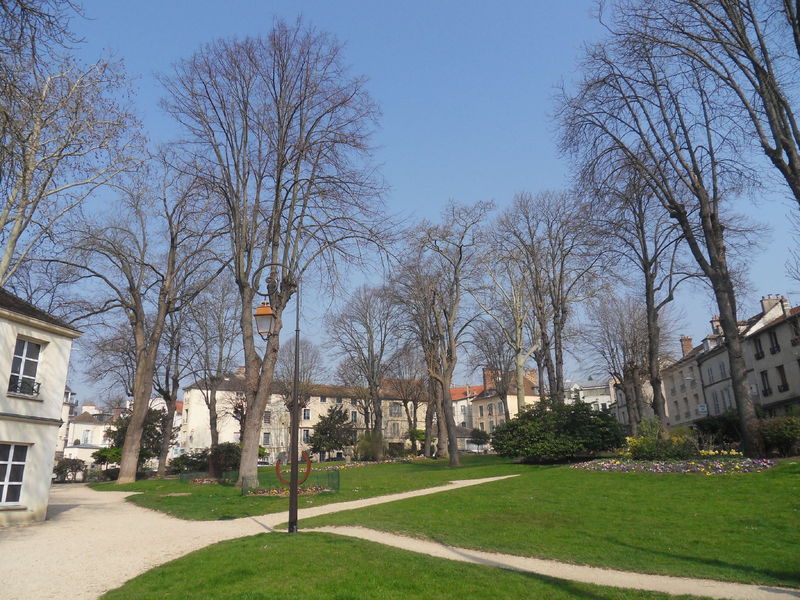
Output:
[{"left": 253, "top": 285, "right": 301, "bottom": 534}]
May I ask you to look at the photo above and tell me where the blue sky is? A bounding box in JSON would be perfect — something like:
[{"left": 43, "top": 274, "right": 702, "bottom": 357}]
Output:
[{"left": 68, "top": 1, "right": 796, "bottom": 396}]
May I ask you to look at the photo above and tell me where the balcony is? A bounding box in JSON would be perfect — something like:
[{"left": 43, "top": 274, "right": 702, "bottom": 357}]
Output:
[
  {"left": 762, "top": 387, "right": 773, "bottom": 397},
  {"left": 754, "top": 350, "right": 765, "bottom": 360},
  {"left": 8, "top": 376, "right": 41, "bottom": 397},
  {"left": 791, "top": 336, "right": 800, "bottom": 346},
  {"left": 778, "top": 384, "right": 789, "bottom": 393},
  {"left": 769, "top": 345, "right": 780, "bottom": 355}
]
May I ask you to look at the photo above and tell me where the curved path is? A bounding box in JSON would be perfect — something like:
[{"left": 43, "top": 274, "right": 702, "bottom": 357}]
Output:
[{"left": 0, "top": 475, "right": 797, "bottom": 600}]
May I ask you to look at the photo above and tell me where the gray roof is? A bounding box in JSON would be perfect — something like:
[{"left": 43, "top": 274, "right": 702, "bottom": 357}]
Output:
[{"left": 0, "top": 288, "right": 79, "bottom": 333}]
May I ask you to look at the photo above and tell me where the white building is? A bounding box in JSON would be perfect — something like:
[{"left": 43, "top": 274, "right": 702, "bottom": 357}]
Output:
[{"left": 0, "top": 289, "right": 81, "bottom": 526}]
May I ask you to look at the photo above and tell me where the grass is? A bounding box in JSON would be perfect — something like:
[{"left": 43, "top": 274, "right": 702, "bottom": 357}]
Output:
[
  {"left": 298, "top": 458, "right": 800, "bottom": 588},
  {"left": 90, "top": 455, "right": 524, "bottom": 520},
  {"left": 100, "top": 532, "right": 706, "bottom": 600}
]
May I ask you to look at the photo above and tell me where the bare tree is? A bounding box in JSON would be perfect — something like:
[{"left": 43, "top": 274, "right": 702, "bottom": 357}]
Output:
[
  {"left": 1, "top": 52, "right": 139, "bottom": 285},
  {"left": 335, "top": 358, "right": 372, "bottom": 430},
  {"left": 184, "top": 276, "right": 241, "bottom": 475},
  {"left": 607, "top": 0, "right": 800, "bottom": 207},
  {"left": 385, "top": 349, "right": 428, "bottom": 454},
  {"left": 583, "top": 295, "right": 651, "bottom": 434},
  {"left": 327, "top": 285, "right": 400, "bottom": 460},
  {"left": 466, "top": 317, "right": 516, "bottom": 421},
  {"left": 585, "top": 162, "right": 696, "bottom": 435},
  {"left": 83, "top": 319, "right": 136, "bottom": 399},
  {"left": 560, "top": 30, "right": 764, "bottom": 454},
  {"left": 274, "top": 337, "right": 324, "bottom": 404},
  {"left": 469, "top": 235, "right": 540, "bottom": 414},
  {"left": 161, "top": 20, "right": 387, "bottom": 489},
  {"left": 56, "top": 159, "right": 223, "bottom": 482},
  {"left": 413, "top": 201, "right": 492, "bottom": 467},
  {"left": 501, "top": 191, "right": 604, "bottom": 404}
]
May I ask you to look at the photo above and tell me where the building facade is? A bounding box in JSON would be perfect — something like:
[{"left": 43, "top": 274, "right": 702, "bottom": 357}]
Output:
[{"left": 0, "top": 289, "right": 81, "bottom": 526}]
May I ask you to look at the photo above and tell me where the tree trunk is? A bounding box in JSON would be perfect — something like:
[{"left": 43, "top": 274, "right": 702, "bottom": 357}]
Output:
[
  {"left": 644, "top": 279, "right": 669, "bottom": 439},
  {"left": 514, "top": 352, "right": 526, "bottom": 417},
  {"left": 435, "top": 387, "right": 448, "bottom": 458},
  {"left": 623, "top": 374, "right": 639, "bottom": 436},
  {"left": 404, "top": 401, "right": 418, "bottom": 454},
  {"left": 370, "top": 385, "right": 384, "bottom": 461},
  {"left": 118, "top": 349, "right": 158, "bottom": 483},
  {"left": 156, "top": 399, "right": 177, "bottom": 478},
  {"left": 631, "top": 364, "right": 646, "bottom": 428},
  {"left": 439, "top": 371, "right": 460, "bottom": 467},
  {"left": 423, "top": 398, "right": 434, "bottom": 458},
  {"left": 710, "top": 274, "right": 764, "bottom": 456}
]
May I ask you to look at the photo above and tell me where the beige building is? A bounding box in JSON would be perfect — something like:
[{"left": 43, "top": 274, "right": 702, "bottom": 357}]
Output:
[
  {"left": 0, "top": 289, "right": 81, "bottom": 526},
  {"left": 663, "top": 295, "right": 798, "bottom": 427},
  {"left": 470, "top": 369, "right": 539, "bottom": 434},
  {"left": 181, "top": 373, "right": 427, "bottom": 462}
]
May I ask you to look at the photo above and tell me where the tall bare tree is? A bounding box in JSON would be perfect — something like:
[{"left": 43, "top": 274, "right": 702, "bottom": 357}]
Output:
[
  {"left": 161, "top": 20, "right": 387, "bottom": 489},
  {"left": 385, "top": 348, "right": 428, "bottom": 454},
  {"left": 606, "top": 0, "right": 800, "bottom": 207},
  {"left": 585, "top": 162, "right": 696, "bottom": 435},
  {"left": 413, "top": 201, "right": 492, "bottom": 467},
  {"left": 184, "top": 276, "right": 242, "bottom": 476},
  {"left": 327, "top": 285, "right": 400, "bottom": 460},
  {"left": 57, "top": 160, "right": 223, "bottom": 482},
  {"left": 466, "top": 317, "right": 516, "bottom": 421},
  {"left": 583, "top": 295, "right": 651, "bottom": 434},
  {"left": 274, "top": 337, "right": 325, "bottom": 403},
  {"left": 469, "top": 236, "right": 540, "bottom": 413},
  {"left": 501, "top": 191, "right": 604, "bottom": 403},
  {"left": 560, "top": 30, "right": 764, "bottom": 454}
]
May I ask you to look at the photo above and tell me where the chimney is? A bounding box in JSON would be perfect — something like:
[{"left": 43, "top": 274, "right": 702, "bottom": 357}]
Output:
[
  {"left": 680, "top": 335, "right": 693, "bottom": 357},
  {"left": 779, "top": 295, "right": 791, "bottom": 317},
  {"left": 761, "top": 294, "right": 781, "bottom": 314},
  {"left": 709, "top": 316, "right": 722, "bottom": 335}
]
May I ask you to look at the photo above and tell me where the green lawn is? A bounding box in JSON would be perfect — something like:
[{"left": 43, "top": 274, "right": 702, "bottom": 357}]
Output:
[
  {"left": 101, "top": 532, "right": 706, "bottom": 600},
  {"left": 90, "top": 456, "right": 524, "bottom": 520},
  {"left": 298, "top": 459, "right": 800, "bottom": 588}
]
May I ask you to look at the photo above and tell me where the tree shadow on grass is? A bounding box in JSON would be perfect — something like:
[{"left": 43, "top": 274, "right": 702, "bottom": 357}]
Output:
[{"left": 605, "top": 536, "right": 800, "bottom": 588}]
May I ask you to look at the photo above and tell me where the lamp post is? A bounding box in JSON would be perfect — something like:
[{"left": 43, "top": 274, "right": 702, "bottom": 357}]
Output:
[{"left": 254, "top": 283, "right": 301, "bottom": 534}]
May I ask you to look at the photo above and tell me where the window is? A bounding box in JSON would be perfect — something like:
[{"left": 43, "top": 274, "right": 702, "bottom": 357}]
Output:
[
  {"left": 0, "top": 443, "right": 27, "bottom": 504},
  {"left": 776, "top": 365, "right": 789, "bottom": 393},
  {"left": 8, "top": 338, "right": 41, "bottom": 396},
  {"left": 768, "top": 329, "right": 780, "bottom": 354},
  {"left": 479, "top": 406, "right": 484, "bottom": 417},
  {"left": 489, "top": 421, "right": 495, "bottom": 432},
  {"left": 81, "top": 430, "right": 92, "bottom": 445},
  {"left": 498, "top": 402, "right": 504, "bottom": 414},
  {"left": 351, "top": 411, "right": 357, "bottom": 423},
  {"left": 389, "top": 402, "right": 403, "bottom": 417},
  {"left": 706, "top": 367, "right": 714, "bottom": 384},
  {"left": 302, "top": 429, "right": 310, "bottom": 443},
  {"left": 391, "top": 422, "right": 400, "bottom": 436},
  {"left": 791, "top": 319, "right": 800, "bottom": 344},
  {"left": 336, "top": 397, "right": 343, "bottom": 404},
  {"left": 319, "top": 396, "right": 327, "bottom": 403},
  {"left": 263, "top": 411, "right": 271, "bottom": 424},
  {"left": 302, "top": 408, "right": 311, "bottom": 420},
  {"left": 479, "top": 422, "right": 485, "bottom": 431},
  {"left": 262, "top": 432, "right": 270, "bottom": 446},
  {"left": 487, "top": 404, "right": 493, "bottom": 416},
  {"left": 712, "top": 391, "right": 720, "bottom": 415},
  {"left": 719, "top": 362, "right": 727, "bottom": 379},
  {"left": 460, "top": 405, "right": 466, "bottom": 414},
  {"left": 760, "top": 370, "right": 772, "bottom": 396},
  {"left": 753, "top": 336, "right": 764, "bottom": 359}
]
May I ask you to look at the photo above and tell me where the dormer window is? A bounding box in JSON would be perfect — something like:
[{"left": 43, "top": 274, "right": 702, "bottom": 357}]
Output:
[{"left": 8, "top": 338, "right": 41, "bottom": 396}]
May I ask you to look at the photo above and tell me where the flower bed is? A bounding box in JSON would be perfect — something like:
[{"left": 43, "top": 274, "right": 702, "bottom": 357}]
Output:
[
  {"left": 248, "top": 485, "right": 333, "bottom": 497},
  {"left": 572, "top": 457, "right": 776, "bottom": 475}
]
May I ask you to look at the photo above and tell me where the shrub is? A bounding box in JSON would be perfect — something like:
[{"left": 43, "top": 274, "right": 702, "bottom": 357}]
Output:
[
  {"left": 627, "top": 435, "right": 697, "bottom": 460},
  {"left": 355, "top": 432, "right": 385, "bottom": 461},
  {"left": 53, "top": 458, "right": 86, "bottom": 482},
  {"left": 760, "top": 417, "right": 800, "bottom": 457},
  {"left": 168, "top": 449, "right": 209, "bottom": 474},
  {"left": 210, "top": 442, "right": 242, "bottom": 473},
  {"left": 469, "top": 428, "right": 490, "bottom": 447},
  {"left": 693, "top": 410, "right": 741, "bottom": 446},
  {"left": 491, "top": 400, "right": 625, "bottom": 463}
]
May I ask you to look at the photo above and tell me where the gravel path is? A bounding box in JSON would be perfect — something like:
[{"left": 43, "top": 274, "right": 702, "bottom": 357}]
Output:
[
  {"left": 0, "top": 475, "right": 515, "bottom": 600},
  {"left": 1, "top": 475, "right": 797, "bottom": 600}
]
